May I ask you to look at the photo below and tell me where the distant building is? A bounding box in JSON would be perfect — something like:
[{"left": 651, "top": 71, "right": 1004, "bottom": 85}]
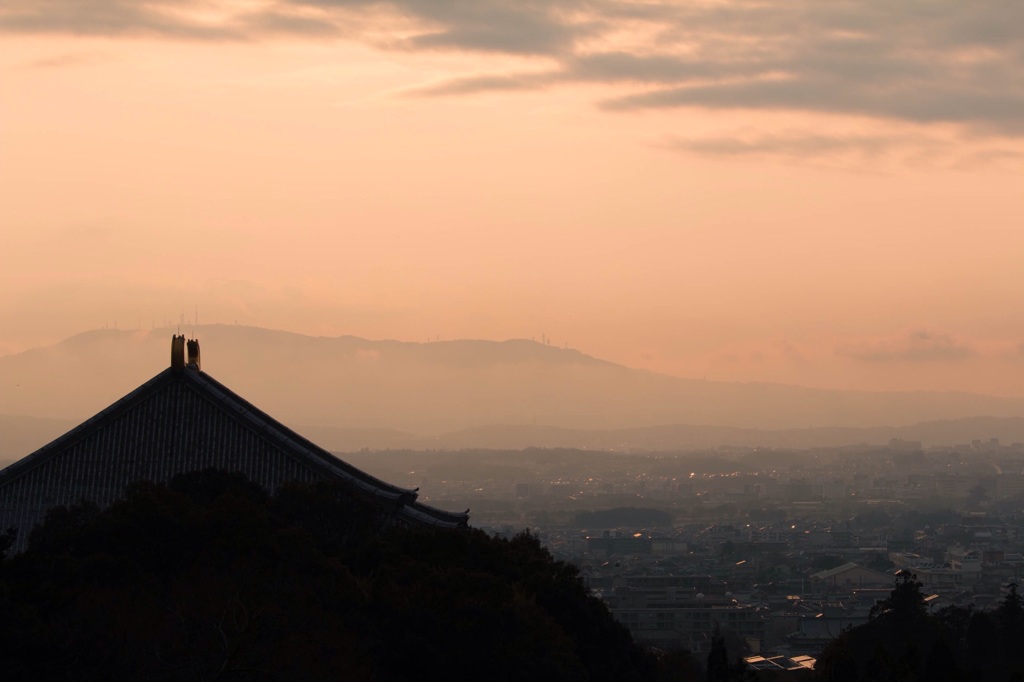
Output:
[
  {"left": 745, "top": 654, "right": 816, "bottom": 675},
  {"left": 888, "top": 438, "right": 922, "bottom": 452},
  {"left": 810, "top": 563, "right": 893, "bottom": 593},
  {"left": 587, "top": 531, "right": 652, "bottom": 556},
  {"left": 786, "top": 605, "right": 869, "bottom": 656},
  {"left": 0, "top": 336, "right": 468, "bottom": 550},
  {"left": 606, "top": 579, "right": 765, "bottom": 652},
  {"left": 995, "top": 474, "right": 1024, "bottom": 500}
]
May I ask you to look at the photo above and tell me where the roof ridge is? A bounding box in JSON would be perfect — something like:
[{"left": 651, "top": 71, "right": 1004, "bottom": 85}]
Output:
[
  {"left": 180, "top": 368, "right": 416, "bottom": 499},
  {"left": 0, "top": 368, "right": 177, "bottom": 485},
  {"left": 0, "top": 359, "right": 469, "bottom": 539}
]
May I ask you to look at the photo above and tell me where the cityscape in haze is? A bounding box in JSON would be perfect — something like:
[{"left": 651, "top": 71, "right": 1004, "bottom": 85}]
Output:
[{"left": 3, "top": 0, "right": 1023, "bottom": 679}]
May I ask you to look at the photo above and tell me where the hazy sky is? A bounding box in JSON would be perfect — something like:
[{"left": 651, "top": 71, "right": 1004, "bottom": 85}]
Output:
[{"left": 2, "top": 0, "right": 1022, "bottom": 396}]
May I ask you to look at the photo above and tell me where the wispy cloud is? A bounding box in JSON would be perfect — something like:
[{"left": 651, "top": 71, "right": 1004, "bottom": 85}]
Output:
[
  {"left": 656, "top": 129, "right": 1006, "bottom": 169},
  {"left": 26, "top": 51, "right": 108, "bottom": 69},
  {"left": 409, "top": 72, "right": 555, "bottom": 97},
  {"left": 4, "top": 0, "right": 1023, "bottom": 147},
  {"left": 0, "top": 0, "right": 245, "bottom": 40},
  {"left": 837, "top": 330, "right": 975, "bottom": 364},
  {"left": 664, "top": 131, "right": 904, "bottom": 159}
]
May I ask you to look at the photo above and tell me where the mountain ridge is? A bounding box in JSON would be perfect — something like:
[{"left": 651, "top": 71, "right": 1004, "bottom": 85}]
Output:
[{"left": 2, "top": 325, "right": 1023, "bottom": 444}]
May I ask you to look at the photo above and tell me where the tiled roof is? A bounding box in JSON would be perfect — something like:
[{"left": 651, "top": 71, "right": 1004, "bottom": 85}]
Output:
[
  {"left": 0, "top": 360, "right": 468, "bottom": 549},
  {"left": 811, "top": 562, "right": 864, "bottom": 580},
  {"left": 745, "top": 654, "right": 816, "bottom": 672},
  {"left": 810, "top": 562, "right": 892, "bottom": 582}
]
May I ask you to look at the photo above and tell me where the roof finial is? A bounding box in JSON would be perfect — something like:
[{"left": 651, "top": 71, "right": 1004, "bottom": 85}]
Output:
[
  {"left": 186, "top": 338, "right": 201, "bottom": 371},
  {"left": 171, "top": 335, "right": 186, "bottom": 369}
]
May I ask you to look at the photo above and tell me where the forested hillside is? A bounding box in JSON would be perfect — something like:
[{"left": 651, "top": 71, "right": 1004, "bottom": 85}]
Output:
[{"left": 0, "top": 471, "right": 660, "bottom": 681}]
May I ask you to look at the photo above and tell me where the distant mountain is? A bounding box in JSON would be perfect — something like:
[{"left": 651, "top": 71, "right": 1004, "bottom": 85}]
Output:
[{"left": 2, "top": 325, "right": 1024, "bottom": 452}]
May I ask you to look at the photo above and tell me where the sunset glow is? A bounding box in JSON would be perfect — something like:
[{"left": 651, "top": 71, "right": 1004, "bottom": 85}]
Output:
[{"left": 3, "top": 0, "right": 1022, "bottom": 396}]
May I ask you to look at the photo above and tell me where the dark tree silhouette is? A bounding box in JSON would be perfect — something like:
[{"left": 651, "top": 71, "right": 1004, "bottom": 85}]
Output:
[
  {"left": 997, "top": 582, "right": 1024, "bottom": 674},
  {"left": 0, "top": 470, "right": 658, "bottom": 682},
  {"left": 865, "top": 551, "right": 894, "bottom": 573},
  {"left": 923, "top": 637, "right": 960, "bottom": 682},
  {"left": 818, "top": 571, "right": 937, "bottom": 681},
  {"left": 869, "top": 570, "right": 926, "bottom": 624},
  {"left": 704, "top": 625, "right": 751, "bottom": 682},
  {"left": 706, "top": 625, "right": 731, "bottom": 682},
  {"left": 0, "top": 526, "right": 14, "bottom": 562}
]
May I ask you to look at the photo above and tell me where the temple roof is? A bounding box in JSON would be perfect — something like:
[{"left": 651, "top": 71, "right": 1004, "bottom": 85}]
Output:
[{"left": 0, "top": 339, "right": 468, "bottom": 548}]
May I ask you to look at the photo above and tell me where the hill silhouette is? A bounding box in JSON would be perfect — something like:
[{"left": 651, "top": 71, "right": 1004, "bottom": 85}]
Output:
[{"left": 2, "top": 325, "right": 1024, "bottom": 452}]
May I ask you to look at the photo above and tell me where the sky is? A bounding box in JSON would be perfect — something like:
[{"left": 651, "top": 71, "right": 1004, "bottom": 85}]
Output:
[{"left": 2, "top": 0, "right": 1023, "bottom": 397}]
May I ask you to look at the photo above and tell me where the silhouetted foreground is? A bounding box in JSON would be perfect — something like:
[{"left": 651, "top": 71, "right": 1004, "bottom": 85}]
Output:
[
  {"left": 0, "top": 471, "right": 659, "bottom": 681},
  {"left": 814, "top": 571, "right": 1024, "bottom": 682},
  {"left": 0, "top": 348, "right": 467, "bottom": 555}
]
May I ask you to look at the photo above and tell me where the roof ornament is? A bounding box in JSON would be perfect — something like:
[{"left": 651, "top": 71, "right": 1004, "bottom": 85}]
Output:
[
  {"left": 171, "top": 335, "right": 186, "bottom": 369},
  {"left": 187, "top": 338, "right": 201, "bottom": 371}
]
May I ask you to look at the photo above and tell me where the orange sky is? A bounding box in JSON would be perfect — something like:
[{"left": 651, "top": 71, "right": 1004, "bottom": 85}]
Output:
[{"left": 2, "top": 1, "right": 1023, "bottom": 396}]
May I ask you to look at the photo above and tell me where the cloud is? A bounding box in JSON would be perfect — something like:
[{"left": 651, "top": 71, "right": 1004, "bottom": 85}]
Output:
[
  {"left": 409, "top": 72, "right": 554, "bottom": 97},
  {"left": 365, "top": 1, "right": 1024, "bottom": 138},
  {"left": 26, "top": 51, "right": 107, "bottom": 69},
  {"left": 590, "top": 2, "right": 1024, "bottom": 136},
  {"left": 241, "top": 11, "right": 340, "bottom": 37},
  {"left": 282, "top": 0, "right": 590, "bottom": 55},
  {"left": 602, "top": 77, "right": 1024, "bottom": 135},
  {"left": 400, "top": 4, "right": 587, "bottom": 55},
  {"left": 0, "top": 0, "right": 245, "bottom": 40},
  {"left": 837, "top": 330, "right": 975, "bottom": 363},
  {"left": 3, "top": 0, "right": 1023, "bottom": 142},
  {"left": 664, "top": 131, "right": 906, "bottom": 159},
  {"left": 657, "top": 129, "right": 1013, "bottom": 169},
  {"left": 952, "top": 147, "right": 1024, "bottom": 170}
]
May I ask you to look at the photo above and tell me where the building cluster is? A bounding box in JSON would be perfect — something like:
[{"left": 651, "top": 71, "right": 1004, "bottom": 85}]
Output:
[
  {"left": 429, "top": 439, "right": 1024, "bottom": 509},
  {"left": 465, "top": 441, "right": 1024, "bottom": 669},
  {"left": 539, "top": 511, "right": 1023, "bottom": 662}
]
